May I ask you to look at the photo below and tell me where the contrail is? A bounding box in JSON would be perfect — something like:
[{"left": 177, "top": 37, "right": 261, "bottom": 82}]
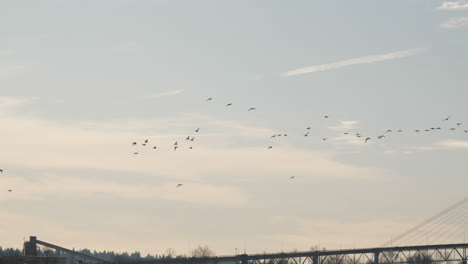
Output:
[{"left": 281, "top": 47, "right": 429, "bottom": 77}]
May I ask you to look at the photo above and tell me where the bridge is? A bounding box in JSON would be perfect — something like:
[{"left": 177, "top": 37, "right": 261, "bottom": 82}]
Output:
[
  {"left": 15, "top": 197, "right": 468, "bottom": 264},
  {"left": 21, "top": 237, "right": 468, "bottom": 264},
  {"left": 139, "top": 243, "right": 468, "bottom": 264}
]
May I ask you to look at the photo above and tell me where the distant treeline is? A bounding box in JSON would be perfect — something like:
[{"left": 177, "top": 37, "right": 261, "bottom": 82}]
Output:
[
  {"left": 1, "top": 245, "right": 214, "bottom": 262},
  {"left": 0, "top": 246, "right": 183, "bottom": 261}
]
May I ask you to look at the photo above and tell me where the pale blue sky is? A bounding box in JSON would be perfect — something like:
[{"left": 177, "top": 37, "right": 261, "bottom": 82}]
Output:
[{"left": 1, "top": 0, "right": 468, "bottom": 256}]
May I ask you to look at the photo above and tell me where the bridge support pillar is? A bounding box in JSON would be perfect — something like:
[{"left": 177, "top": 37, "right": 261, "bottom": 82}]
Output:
[
  {"left": 374, "top": 252, "right": 380, "bottom": 264},
  {"left": 24, "top": 236, "right": 38, "bottom": 256},
  {"left": 313, "top": 255, "right": 319, "bottom": 264},
  {"left": 241, "top": 254, "right": 248, "bottom": 264}
]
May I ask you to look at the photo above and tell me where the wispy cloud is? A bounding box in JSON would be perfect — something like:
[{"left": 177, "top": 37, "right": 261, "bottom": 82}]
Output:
[
  {"left": 439, "top": 1, "right": 468, "bottom": 10},
  {"left": 440, "top": 17, "right": 468, "bottom": 28},
  {"left": 436, "top": 140, "right": 468, "bottom": 149},
  {"left": 330, "top": 135, "right": 367, "bottom": 146},
  {"left": 0, "top": 97, "right": 30, "bottom": 113},
  {"left": 0, "top": 104, "right": 383, "bottom": 182},
  {"left": 411, "top": 146, "right": 438, "bottom": 152},
  {"left": 149, "top": 89, "right": 184, "bottom": 98},
  {"left": 328, "top": 120, "right": 359, "bottom": 131},
  {"left": 281, "top": 48, "right": 429, "bottom": 77},
  {"left": 0, "top": 175, "right": 248, "bottom": 206}
]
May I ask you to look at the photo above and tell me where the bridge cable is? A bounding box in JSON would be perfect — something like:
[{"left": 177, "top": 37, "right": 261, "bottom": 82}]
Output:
[
  {"left": 384, "top": 197, "right": 468, "bottom": 246},
  {"left": 403, "top": 203, "right": 468, "bottom": 245},
  {"left": 437, "top": 205, "right": 468, "bottom": 244},
  {"left": 402, "top": 203, "right": 468, "bottom": 246}
]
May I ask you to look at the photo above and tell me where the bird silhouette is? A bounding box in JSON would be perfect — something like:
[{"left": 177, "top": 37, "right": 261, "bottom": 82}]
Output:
[
  {"left": 268, "top": 146, "right": 273, "bottom": 149},
  {"left": 444, "top": 116, "right": 451, "bottom": 121},
  {"left": 153, "top": 146, "right": 157, "bottom": 149},
  {"left": 142, "top": 143, "right": 146, "bottom": 146},
  {"left": 174, "top": 146, "right": 178, "bottom": 151},
  {"left": 8, "top": 190, "right": 12, "bottom": 192},
  {"left": 206, "top": 98, "right": 212, "bottom": 102},
  {"left": 186, "top": 136, "right": 190, "bottom": 140},
  {"left": 176, "top": 184, "right": 183, "bottom": 188},
  {"left": 465, "top": 130, "right": 468, "bottom": 133},
  {"left": 174, "top": 141, "right": 178, "bottom": 145},
  {"left": 321, "top": 137, "right": 328, "bottom": 141},
  {"left": 451, "top": 128, "right": 456, "bottom": 131},
  {"left": 324, "top": 116, "right": 329, "bottom": 119},
  {"left": 457, "top": 123, "right": 462, "bottom": 126},
  {"left": 397, "top": 130, "right": 403, "bottom": 132},
  {"left": 132, "top": 142, "right": 137, "bottom": 146},
  {"left": 0, "top": 169, "right": 2, "bottom": 173},
  {"left": 415, "top": 130, "right": 420, "bottom": 132},
  {"left": 188, "top": 147, "right": 193, "bottom": 149},
  {"left": 284, "top": 134, "right": 288, "bottom": 136},
  {"left": 144, "top": 139, "right": 148, "bottom": 143},
  {"left": 307, "top": 127, "right": 311, "bottom": 130},
  {"left": 344, "top": 132, "right": 349, "bottom": 135},
  {"left": 271, "top": 134, "right": 277, "bottom": 138},
  {"left": 289, "top": 176, "right": 295, "bottom": 179},
  {"left": 225, "top": 103, "right": 232, "bottom": 107},
  {"left": 195, "top": 128, "right": 200, "bottom": 132},
  {"left": 190, "top": 137, "right": 195, "bottom": 141},
  {"left": 248, "top": 107, "right": 256, "bottom": 111},
  {"left": 365, "top": 137, "right": 371, "bottom": 143},
  {"left": 304, "top": 132, "right": 309, "bottom": 137},
  {"left": 386, "top": 130, "right": 392, "bottom": 133},
  {"left": 378, "top": 135, "right": 385, "bottom": 139}
]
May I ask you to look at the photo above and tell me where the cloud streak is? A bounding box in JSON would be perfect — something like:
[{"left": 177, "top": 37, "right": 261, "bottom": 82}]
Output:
[
  {"left": 440, "top": 17, "right": 468, "bottom": 28},
  {"left": 328, "top": 120, "right": 359, "bottom": 131},
  {"left": 0, "top": 101, "right": 383, "bottom": 182},
  {"left": 281, "top": 48, "right": 429, "bottom": 77},
  {"left": 0, "top": 175, "right": 248, "bottom": 206},
  {"left": 436, "top": 140, "right": 468, "bottom": 149},
  {"left": 149, "top": 89, "right": 184, "bottom": 98},
  {"left": 439, "top": 1, "right": 468, "bottom": 10},
  {"left": 0, "top": 97, "right": 31, "bottom": 113}
]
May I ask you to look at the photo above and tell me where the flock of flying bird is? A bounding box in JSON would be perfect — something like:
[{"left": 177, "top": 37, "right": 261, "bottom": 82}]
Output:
[
  {"left": 129, "top": 98, "right": 467, "bottom": 189},
  {"left": 129, "top": 98, "right": 260, "bottom": 188},
  {"left": 131, "top": 98, "right": 258, "bottom": 154},
  {"left": 2, "top": 97, "right": 466, "bottom": 193}
]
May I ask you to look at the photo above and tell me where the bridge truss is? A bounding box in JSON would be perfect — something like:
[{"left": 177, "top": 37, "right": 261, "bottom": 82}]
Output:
[{"left": 134, "top": 243, "right": 468, "bottom": 264}]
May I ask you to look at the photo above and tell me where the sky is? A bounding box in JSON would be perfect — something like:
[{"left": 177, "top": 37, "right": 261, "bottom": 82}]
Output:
[{"left": 1, "top": 0, "right": 468, "bottom": 257}]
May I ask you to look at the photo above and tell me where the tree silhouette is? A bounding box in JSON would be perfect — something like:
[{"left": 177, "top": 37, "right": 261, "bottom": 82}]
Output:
[
  {"left": 191, "top": 245, "right": 214, "bottom": 258},
  {"left": 165, "top": 248, "right": 176, "bottom": 259}
]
